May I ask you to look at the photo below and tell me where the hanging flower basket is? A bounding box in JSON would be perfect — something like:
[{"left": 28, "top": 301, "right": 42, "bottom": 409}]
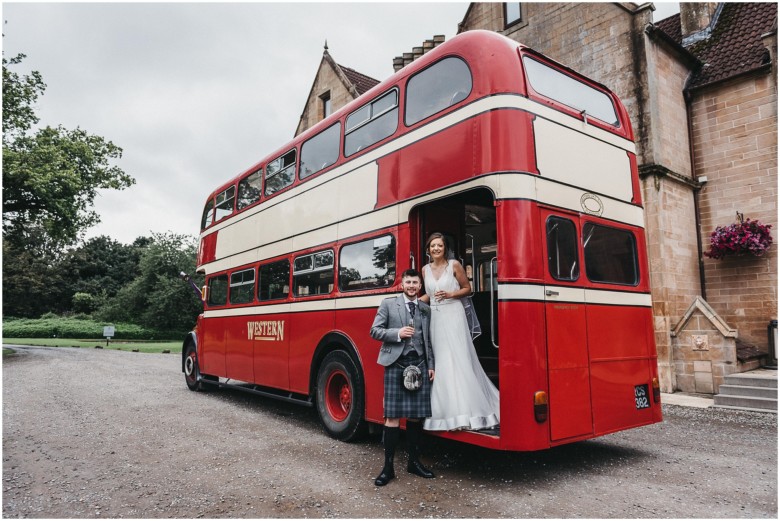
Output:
[{"left": 704, "top": 215, "right": 773, "bottom": 260}]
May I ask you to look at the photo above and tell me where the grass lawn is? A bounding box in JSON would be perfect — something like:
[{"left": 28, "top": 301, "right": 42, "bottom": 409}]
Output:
[{"left": 3, "top": 338, "right": 181, "bottom": 354}]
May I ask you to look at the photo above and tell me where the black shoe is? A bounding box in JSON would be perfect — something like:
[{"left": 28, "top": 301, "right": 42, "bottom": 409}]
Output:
[
  {"left": 374, "top": 468, "right": 395, "bottom": 486},
  {"left": 407, "top": 460, "right": 435, "bottom": 479}
]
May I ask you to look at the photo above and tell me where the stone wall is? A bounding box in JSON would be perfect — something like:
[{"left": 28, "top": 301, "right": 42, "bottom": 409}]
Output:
[{"left": 692, "top": 72, "right": 778, "bottom": 349}]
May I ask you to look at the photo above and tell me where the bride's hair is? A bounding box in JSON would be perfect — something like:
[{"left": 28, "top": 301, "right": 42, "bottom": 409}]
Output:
[{"left": 425, "top": 232, "right": 448, "bottom": 254}]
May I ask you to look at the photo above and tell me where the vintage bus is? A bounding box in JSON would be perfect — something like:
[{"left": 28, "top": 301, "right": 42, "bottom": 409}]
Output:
[{"left": 183, "top": 30, "right": 662, "bottom": 451}]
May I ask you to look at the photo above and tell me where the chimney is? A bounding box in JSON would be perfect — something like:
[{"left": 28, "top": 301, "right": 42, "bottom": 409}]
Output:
[
  {"left": 392, "top": 35, "right": 447, "bottom": 72},
  {"left": 680, "top": 2, "right": 722, "bottom": 46}
]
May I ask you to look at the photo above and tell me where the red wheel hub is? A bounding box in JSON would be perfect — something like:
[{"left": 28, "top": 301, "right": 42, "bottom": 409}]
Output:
[{"left": 325, "top": 370, "right": 351, "bottom": 422}]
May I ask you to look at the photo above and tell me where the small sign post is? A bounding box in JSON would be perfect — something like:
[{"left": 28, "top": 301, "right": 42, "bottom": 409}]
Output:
[{"left": 103, "top": 325, "right": 115, "bottom": 348}]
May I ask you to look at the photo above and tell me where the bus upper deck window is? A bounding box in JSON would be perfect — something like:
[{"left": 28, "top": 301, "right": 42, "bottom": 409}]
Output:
[
  {"left": 522, "top": 56, "right": 619, "bottom": 126},
  {"left": 300, "top": 123, "right": 340, "bottom": 179},
  {"left": 201, "top": 198, "right": 215, "bottom": 230},
  {"left": 265, "top": 149, "right": 297, "bottom": 196},
  {"left": 214, "top": 186, "right": 235, "bottom": 222},
  {"left": 237, "top": 169, "right": 262, "bottom": 210},
  {"left": 405, "top": 57, "right": 472, "bottom": 126},
  {"left": 345, "top": 89, "right": 399, "bottom": 157}
]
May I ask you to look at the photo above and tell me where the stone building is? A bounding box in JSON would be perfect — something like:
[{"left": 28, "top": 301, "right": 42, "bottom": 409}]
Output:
[
  {"left": 294, "top": 42, "right": 380, "bottom": 137},
  {"left": 295, "top": 3, "right": 777, "bottom": 394}
]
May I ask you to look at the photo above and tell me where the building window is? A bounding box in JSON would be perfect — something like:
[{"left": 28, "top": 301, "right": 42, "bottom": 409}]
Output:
[
  {"left": 321, "top": 91, "right": 332, "bottom": 119},
  {"left": 505, "top": 3, "right": 522, "bottom": 28}
]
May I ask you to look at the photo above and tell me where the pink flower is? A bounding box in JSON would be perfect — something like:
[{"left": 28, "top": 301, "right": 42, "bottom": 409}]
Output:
[{"left": 704, "top": 219, "right": 773, "bottom": 259}]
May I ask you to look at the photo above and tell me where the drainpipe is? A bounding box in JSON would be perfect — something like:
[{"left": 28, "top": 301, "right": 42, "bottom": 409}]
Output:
[{"left": 685, "top": 89, "right": 707, "bottom": 300}]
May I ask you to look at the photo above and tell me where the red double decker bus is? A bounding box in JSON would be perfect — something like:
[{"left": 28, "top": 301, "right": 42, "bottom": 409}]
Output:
[{"left": 183, "top": 30, "right": 662, "bottom": 451}]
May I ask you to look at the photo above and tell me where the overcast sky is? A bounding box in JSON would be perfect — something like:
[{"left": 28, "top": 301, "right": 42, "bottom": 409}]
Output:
[{"left": 3, "top": 2, "right": 680, "bottom": 246}]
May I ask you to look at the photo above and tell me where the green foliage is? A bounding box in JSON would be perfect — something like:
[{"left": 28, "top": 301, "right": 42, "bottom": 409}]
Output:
[
  {"left": 2, "top": 316, "right": 183, "bottom": 341},
  {"left": 1, "top": 54, "right": 201, "bottom": 335},
  {"left": 2, "top": 53, "right": 45, "bottom": 143},
  {"left": 72, "top": 292, "right": 97, "bottom": 314},
  {"left": 2, "top": 234, "right": 68, "bottom": 317},
  {"left": 2, "top": 53, "right": 135, "bottom": 249},
  {"left": 97, "top": 232, "right": 202, "bottom": 332}
]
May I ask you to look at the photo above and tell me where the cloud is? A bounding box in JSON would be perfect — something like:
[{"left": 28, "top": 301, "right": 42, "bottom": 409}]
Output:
[{"left": 3, "top": 2, "right": 468, "bottom": 244}]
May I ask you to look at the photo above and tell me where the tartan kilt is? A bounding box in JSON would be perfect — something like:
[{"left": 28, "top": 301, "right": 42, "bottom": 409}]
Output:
[{"left": 383, "top": 357, "right": 432, "bottom": 419}]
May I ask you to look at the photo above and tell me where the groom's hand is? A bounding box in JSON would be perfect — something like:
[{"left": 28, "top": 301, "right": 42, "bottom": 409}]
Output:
[{"left": 428, "top": 369, "right": 435, "bottom": 381}]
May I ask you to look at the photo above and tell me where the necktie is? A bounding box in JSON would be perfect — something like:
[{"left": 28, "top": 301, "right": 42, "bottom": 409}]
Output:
[{"left": 407, "top": 301, "right": 416, "bottom": 317}]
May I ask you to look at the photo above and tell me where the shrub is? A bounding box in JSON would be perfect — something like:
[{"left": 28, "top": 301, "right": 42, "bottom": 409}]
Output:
[{"left": 2, "top": 316, "right": 187, "bottom": 340}]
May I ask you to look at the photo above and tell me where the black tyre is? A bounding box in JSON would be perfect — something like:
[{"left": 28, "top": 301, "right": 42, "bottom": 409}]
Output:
[
  {"left": 184, "top": 343, "right": 207, "bottom": 392},
  {"left": 315, "top": 350, "right": 367, "bottom": 441}
]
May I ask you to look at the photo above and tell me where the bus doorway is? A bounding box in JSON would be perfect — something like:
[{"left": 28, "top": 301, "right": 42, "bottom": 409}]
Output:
[{"left": 411, "top": 188, "right": 499, "bottom": 388}]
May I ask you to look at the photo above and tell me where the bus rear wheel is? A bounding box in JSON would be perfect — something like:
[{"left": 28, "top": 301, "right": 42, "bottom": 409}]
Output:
[{"left": 316, "top": 350, "right": 366, "bottom": 441}]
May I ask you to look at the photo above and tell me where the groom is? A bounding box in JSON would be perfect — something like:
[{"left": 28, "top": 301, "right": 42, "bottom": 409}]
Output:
[{"left": 370, "top": 268, "right": 436, "bottom": 486}]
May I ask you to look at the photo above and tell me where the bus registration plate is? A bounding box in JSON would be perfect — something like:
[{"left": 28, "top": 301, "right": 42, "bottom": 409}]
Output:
[{"left": 634, "top": 384, "right": 650, "bottom": 409}]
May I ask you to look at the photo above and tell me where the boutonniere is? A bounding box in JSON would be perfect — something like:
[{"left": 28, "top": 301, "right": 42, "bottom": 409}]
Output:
[{"left": 420, "top": 306, "right": 430, "bottom": 318}]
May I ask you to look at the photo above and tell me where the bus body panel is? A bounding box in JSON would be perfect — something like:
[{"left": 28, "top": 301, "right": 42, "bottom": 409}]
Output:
[
  {"left": 496, "top": 301, "right": 550, "bottom": 451},
  {"left": 590, "top": 358, "right": 659, "bottom": 434},
  {"left": 376, "top": 110, "right": 537, "bottom": 209},
  {"left": 250, "top": 312, "right": 290, "bottom": 390},
  {"left": 225, "top": 315, "right": 254, "bottom": 383},
  {"left": 199, "top": 317, "right": 226, "bottom": 377},
  {"left": 288, "top": 308, "right": 335, "bottom": 394},
  {"left": 533, "top": 117, "right": 633, "bottom": 201},
  {"left": 546, "top": 298, "right": 593, "bottom": 441}
]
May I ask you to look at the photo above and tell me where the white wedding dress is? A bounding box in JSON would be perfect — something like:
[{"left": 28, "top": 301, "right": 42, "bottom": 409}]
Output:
[{"left": 423, "top": 260, "right": 500, "bottom": 431}]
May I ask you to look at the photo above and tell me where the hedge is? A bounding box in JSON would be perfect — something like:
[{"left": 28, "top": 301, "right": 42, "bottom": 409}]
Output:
[{"left": 2, "top": 317, "right": 187, "bottom": 341}]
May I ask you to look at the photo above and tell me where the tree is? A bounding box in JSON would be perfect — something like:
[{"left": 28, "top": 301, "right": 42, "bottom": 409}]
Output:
[
  {"left": 2, "top": 231, "right": 67, "bottom": 318},
  {"left": 2, "top": 53, "right": 135, "bottom": 249},
  {"left": 98, "top": 232, "right": 203, "bottom": 334}
]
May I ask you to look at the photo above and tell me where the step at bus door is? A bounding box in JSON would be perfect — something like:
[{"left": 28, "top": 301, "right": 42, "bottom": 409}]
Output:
[{"left": 541, "top": 210, "right": 594, "bottom": 441}]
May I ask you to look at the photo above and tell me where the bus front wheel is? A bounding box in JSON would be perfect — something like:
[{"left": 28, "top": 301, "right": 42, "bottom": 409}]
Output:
[
  {"left": 316, "top": 350, "right": 366, "bottom": 441},
  {"left": 184, "top": 344, "right": 209, "bottom": 392}
]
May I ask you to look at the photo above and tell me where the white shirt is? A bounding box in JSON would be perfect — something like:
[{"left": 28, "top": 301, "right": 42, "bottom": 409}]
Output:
[{"left": 398, "top": 296, "right": 419, "bottom": 342}]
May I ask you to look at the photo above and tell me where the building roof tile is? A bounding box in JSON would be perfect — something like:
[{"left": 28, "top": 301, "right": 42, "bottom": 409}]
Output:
[
  {"left": 656, "top": 3, "right": 776, "bottom": 90},
  {"left": 338, "top": 64, "right": 380, "bottom": 95}
]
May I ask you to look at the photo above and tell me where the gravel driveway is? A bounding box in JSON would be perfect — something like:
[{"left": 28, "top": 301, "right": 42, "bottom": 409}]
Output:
[{"left": 3, "top": 345, "right": 777, "bottom": 518}]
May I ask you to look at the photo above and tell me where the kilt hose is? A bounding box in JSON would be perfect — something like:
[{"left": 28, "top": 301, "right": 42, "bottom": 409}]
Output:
[{"left": 383, "top": 354, "right": 432, "bottom": 419}]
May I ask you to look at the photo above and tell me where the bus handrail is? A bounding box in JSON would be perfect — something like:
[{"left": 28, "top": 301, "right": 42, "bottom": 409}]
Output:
[{"left": 489, "top": 256, "right": 498, "bottom": 349}]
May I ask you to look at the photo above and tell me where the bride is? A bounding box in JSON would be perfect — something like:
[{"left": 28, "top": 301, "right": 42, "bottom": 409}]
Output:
[{"left": 420, "top": 232, "right": 500, "bottom": 431}]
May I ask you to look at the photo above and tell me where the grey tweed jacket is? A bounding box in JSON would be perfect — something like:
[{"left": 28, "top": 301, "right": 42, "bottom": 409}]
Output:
[{"left": 370, "top": 294, "right": 434, "bottom": 370}]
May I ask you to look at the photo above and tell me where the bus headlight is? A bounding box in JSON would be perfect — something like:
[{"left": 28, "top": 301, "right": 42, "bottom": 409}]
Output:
[{"left": 534, "top": 391, "right": 548, "bottom": 423}]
